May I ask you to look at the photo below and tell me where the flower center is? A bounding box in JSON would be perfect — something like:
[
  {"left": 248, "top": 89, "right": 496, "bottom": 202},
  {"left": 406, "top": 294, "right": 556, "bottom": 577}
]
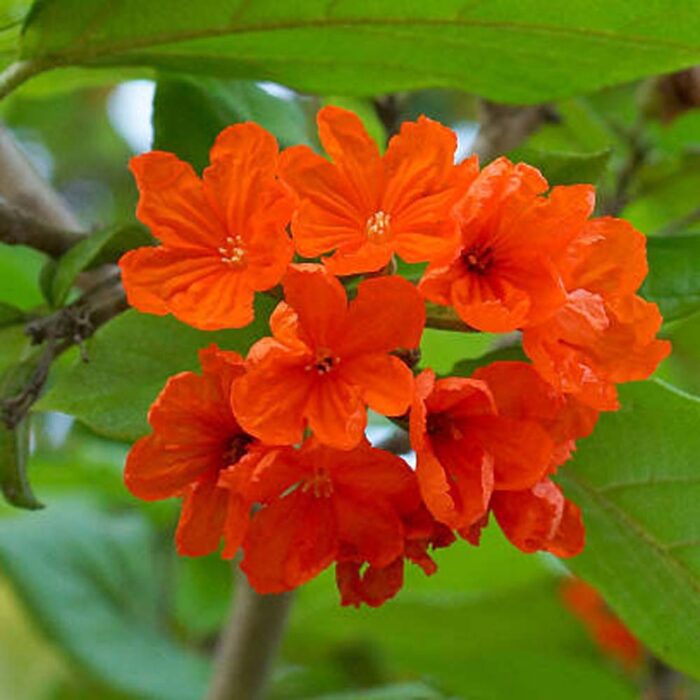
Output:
[
  {"left": 426, "top": 412, "right": 463, "bottom": 441},
  {"left": 218, "top": 235, "right": 246, "bottom": 267},
  {"left": 461, "top": 245, "right": 494, "bottom": 275},
  {"left": 366, "top": 210, "right": 392, "bottom": 242},
  {"left": 306, "top": 348, "right": 339, "bottom": 375},
  {"left": 223, "top": 432, "right": 254, "bottom": 466},
  {"left": 301, "top": 467, "right": 334, "bottom": 498}
]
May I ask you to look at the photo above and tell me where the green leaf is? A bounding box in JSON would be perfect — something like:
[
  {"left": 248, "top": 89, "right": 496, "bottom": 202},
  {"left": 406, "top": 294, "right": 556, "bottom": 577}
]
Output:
[
  {"left": 286, "top": 529, "right": 637, "bottom": 700},
  {"left": 0, "top": 302, "right": 27, "bottom": 328},
  {"left": 559, "top": 380, "right": 700, "bottom": 679},
  {"left": 641, "top": 235, "right": 700, "bottom": 323},
  {"left": 44, "top": 224, "right": 151, "bottom": 308},
  {"left": 153, "top": 76, "right": 311, "bottom": 172},
  {"left": 507, "top": 147, "right": 611, "bottom": 185},
  {"left": 0, "top": 501, "right": 208, "bottom": 699},
  {"left": 38, "top": 299, "right": 275, "bottom": 441},
  {"left": 449, "top": 345, "right": 528, "bottom": 378},
  {"left": 16, "top": 1, "right": 700, "bottom": 104}
]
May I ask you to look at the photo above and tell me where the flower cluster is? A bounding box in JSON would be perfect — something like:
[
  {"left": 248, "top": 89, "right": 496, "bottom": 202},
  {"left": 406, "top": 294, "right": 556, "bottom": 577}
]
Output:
[{"left": 122, "top": 107, "right": 670, "bottom": 606}]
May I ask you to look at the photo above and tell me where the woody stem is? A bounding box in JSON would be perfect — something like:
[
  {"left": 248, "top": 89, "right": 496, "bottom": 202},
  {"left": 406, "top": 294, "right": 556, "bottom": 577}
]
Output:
[{"left": 205, "top": 572, "right": 295, "bottom": 700}]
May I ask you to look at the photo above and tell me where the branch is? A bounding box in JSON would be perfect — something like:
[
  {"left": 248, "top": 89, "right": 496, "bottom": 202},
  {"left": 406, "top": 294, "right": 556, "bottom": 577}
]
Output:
[
  {"left": 0, "top": 124, "right": 82, "bottom": 231},
  {"left": 206, "top": 573, "right": 294, "bottom": 700},
  {"left": 0, "top": 200, "right": 85, "bottom": 256},
  {"left": 1, "top": 277, "right": 128, "bottom": 429}
]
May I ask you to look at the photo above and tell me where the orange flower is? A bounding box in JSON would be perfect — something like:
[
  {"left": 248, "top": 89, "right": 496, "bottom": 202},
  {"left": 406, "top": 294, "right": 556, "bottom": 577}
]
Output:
[
  {"left": 232, "top": 264, "right": 425, "bottom": 449},
  {"left": 124, "top": 345, "right": 274, "bottom": 557},
  {"left": 562, "top": 579, "right": 643, "bottom": 669},
  {"left": 523, "top": 217, "right": 671, "bottom": 409},
  {"left": 409, "top": 368, "right": 555, "bottom": 530},
  {"left": 279, "top": 105, "right": 477, "bottom": 275},
  {"left": 419, "top": 157, "right": 595, "bottom": 332},
  {"left": 489, "top": 479, "right": 585, "bottom": 557},
  {"left": 472, "top": 361, "right": 599, "bottom": 472},
  {"left": 336, "top": 504, "right": 455, "bottom": 607},
  {"left": 120, "top": 123, "right": 294, "bottom": 330},
  {"left": 238, "top": 439, "right": 421, "bottom": 594}
]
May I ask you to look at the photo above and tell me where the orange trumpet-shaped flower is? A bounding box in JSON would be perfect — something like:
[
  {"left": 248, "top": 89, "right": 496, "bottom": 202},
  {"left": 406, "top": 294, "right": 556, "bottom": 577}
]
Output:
[
  {"left": 523, "top": 217, "right": 671, "bottom": 409},
  {"left": 419, "top": 157, "right": 595, "bottom": 332},
  {"left": 238, "top": 439, "right": 421, "bottom": 595},
  {"left": 409, "top": 368, "right": 555, "bottom": 531},
  {"left": 231, "top": 264, "right": 425, "bottom": 449},
  {"left": 562, "top": 579, "right": 643, "bottom": 669},
  {"left": 120, "top": 123, "right": 294, "bottom": 330},
  {"left": 124, "top": 345, "right": 274, "bottom": 558},
  {"left": 279, "top": 105, "right": 478, "bottom": 275}
]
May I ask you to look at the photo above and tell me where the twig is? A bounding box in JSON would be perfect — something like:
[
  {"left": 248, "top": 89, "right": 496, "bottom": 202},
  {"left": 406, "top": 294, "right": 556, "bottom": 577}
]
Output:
[
  {"left": 0, "top": 60, "right": 42, "bottom": 102},
  {"left": 206, "top": 573, "right": 294, "bottom": 700},
  {"left": 644, "top": 656, "right": 683, "bottom": 700},
  {"left": 600, "top": 119, "right": 649, "bottom": 216},
  {"left": 0, "top": 199, "right": 85, "bottom": 256},
  {"left": 1, "top": 277, "right": 128, "bottom": 429}
]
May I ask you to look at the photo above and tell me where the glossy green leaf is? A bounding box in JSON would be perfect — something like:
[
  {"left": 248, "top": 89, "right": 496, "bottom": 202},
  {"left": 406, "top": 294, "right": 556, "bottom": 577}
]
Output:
[
  {"left": 44, "top": 224, "right": 150, "bottom": 307},
  {"left": 0, "top": 501, "right": 208, "bottom": 699},
  {"left": 560, "top": 380, "right": 700, "bottom": 679},
  {"left": 38, "top": 300, "right": 275, "bottom": 441},
  {"left": 153, "top": 76, "right": 311, "bottom": 172},
  {"left": 641, "top": 235, "right": 700, "bottom": 323},
  {"left": 14, "top": 1, "right": 700, "bottom": 104}
]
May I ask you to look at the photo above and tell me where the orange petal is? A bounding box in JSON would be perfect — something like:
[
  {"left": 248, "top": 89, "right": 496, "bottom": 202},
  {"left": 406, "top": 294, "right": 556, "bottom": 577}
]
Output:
[
  {"left": 282, "top": 264, "right": 348, "bottom": 347},
  {"left": 336, "top": 559, "right": 405, "bottom": 608},
  {"left": 176, "top": 475, "right": 229, "bottom": 557},
  {"left": 317, "top": 105, "right": 383, "bottom": 212},
  {"left": 129, "top": 151, "right": 223, "bottom": 249},
  {"left": 336, "top": 275, "right": 425, "bottom": 356},
  {"left": 305, "top": 377, "right": 366, "bottom": 450},
  {"left": 339, "top": 353, "right": 414, "bottom": 417},
  {"left": 232, "top": 351, "right": 313, "bottom": 446},
  {"left": 281, "top": 144, "right": 367, "bottom": 258},
  {"left": 242, "top": 489, "right": 337, "bottom": 593}
]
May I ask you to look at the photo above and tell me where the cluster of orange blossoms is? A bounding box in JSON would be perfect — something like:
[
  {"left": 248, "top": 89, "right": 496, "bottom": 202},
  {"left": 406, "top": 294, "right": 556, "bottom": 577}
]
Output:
[{"left": 121, "top": 106, "right": 670, "bottom": 606}]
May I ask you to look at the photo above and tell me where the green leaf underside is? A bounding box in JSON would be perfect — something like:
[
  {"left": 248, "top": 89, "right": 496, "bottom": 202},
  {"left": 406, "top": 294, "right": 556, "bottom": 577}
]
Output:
[
  {"left": 642, "top": 235, "right": 700, "bottom": 324},
  {"left": 0, "top": 501, "right": 208, "bottom": 699},
  {"left": 15, "top": 1, "right": 700, "bottom": 103},
  {"left": 561, "top": 380, "right": 700, "bottom": 679},
  {"left": 37, "top": 299, "right": 275, "bottom": 441},
  {"left": 507, "top": 147, "right": 611, "bottom": 185}
]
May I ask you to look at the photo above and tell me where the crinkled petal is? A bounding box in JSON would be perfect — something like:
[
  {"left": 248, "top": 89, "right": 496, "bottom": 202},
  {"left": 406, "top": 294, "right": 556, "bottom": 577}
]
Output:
[
  {"left": 242, "top": 489, "right": 337, "bottom": 593},
  {"left": 129, "top": 151, "right": 222, "bottom": 249},
  {"left": 336, "top": 559, "right": 404, "bottom": 608},
  {"left": 305, "top": 376, "right": 366, "bottom": 450}
]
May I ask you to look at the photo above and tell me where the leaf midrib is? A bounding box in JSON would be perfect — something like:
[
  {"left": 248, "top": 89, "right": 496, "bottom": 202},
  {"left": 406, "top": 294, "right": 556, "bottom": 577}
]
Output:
[{"left": 24, "top": 14, "right": 700, "bottom": 68}]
